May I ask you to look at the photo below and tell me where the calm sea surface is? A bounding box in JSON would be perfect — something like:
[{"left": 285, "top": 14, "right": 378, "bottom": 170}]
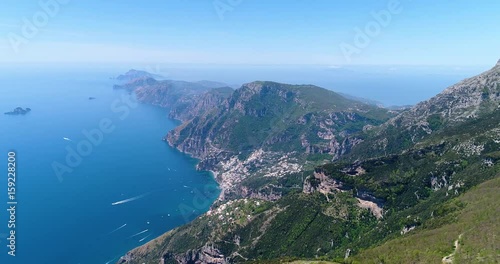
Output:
[{"left": 0, "top": 69, "right": 219, "bottom": 264}]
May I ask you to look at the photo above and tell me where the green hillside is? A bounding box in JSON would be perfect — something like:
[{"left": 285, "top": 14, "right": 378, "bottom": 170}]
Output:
[
  {"left": 352, "top": 176, "right": 499, "bottom": 263},
  {"left": 168, "top": 81, "right": 392, "bottom": 157},
  {"left": 117, "top": 62, "right": 500, "bottom": 264}
]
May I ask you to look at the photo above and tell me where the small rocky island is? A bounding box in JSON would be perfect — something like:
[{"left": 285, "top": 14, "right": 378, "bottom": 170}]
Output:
[
  {"left": 4, "top": 107, "right": 31, "bottom": 115},
  {"left": 89, "top": 97, "right": 96, "bottom": 100}
]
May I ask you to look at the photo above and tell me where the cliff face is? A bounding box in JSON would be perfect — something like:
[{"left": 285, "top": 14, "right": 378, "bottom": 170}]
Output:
[
  {"left": 168, "top": 87, "right": 234, "bottom": 122},
  {"left": 349, "top": 62, "right": 500, "bottom": 159},
  {"left": 119, "top": 243, "right": 227, "bottom": 264},
  {"left": 396, "top": 62, "right": 499, "bottom": 125},
  {"left": 117, "top": 61, "right": 500, "bottom": 264},
  {"left": 166, "top": 81, "right": 392, "bottom": 199},
  {"left": 168, "top": 81, "right": 387, "bottom": 156},
  {"left": 121, "top": 108, "right": 499, "bottom": 263},
  {"left": 174, "top": 244, "right": 227, "bottom": 264},
  {"left": 114, "top": 77, "right": 233, "bottom": 122}
]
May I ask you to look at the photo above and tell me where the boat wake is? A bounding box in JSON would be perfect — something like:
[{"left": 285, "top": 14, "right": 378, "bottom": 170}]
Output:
[
  {"left": 105, "top": 258, "right": 115, "bottom": 264},
  {"left": 128, "top": 229, "right": 148, "bottom": 238},
  {"left": 106, "top": 223, "right": 127, "bottom": 235},
  {"left": 111, "top": 192, "right": 151, "bottom": 206},
  {"left": 139, "top": 234, "right": 152, "bottom": 242}
]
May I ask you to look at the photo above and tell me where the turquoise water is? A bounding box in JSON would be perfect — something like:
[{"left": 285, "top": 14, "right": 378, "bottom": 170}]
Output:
[{"left": 0, "top": 69, "right": 219, "bottom": 264}]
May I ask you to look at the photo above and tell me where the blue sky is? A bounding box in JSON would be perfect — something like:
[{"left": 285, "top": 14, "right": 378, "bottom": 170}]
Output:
[{"left": 0, "top": 0, "right": 499, "bottom": 65}]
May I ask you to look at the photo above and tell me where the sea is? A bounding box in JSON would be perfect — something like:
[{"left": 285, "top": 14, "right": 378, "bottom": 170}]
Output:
[
  {"left": 0, "top": 67, "right": 220, "bottom": 264},
  {"left": 0, "top": 64, "right": 487, "bottom": 264}
]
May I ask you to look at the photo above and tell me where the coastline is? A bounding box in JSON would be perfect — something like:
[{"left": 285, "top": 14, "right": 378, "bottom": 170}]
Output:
[
  {"left": 207, "top": 169, "right": 226, "bottom": 203},
  {"left": 116, "top": 119, "right": 226, "bottom": 263},
  {"left": 163, "top": 126, "right": 227, "bottom": 203},
  {"left": 208, "top": 169, "right": 219, "bottom": 184}
]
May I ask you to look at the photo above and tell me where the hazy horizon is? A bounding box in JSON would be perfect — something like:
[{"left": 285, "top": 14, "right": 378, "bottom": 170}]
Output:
[
  {"left": 0, "top": 62, "right": 493, "bottom": 106},
  {"left": 1, "top": 1, "right": 499, "bottom": 65}
]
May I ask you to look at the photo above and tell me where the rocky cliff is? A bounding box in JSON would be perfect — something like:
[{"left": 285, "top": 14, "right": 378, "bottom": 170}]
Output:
[
  {"left": 349, "top": 61, "right": 500, "bottom": 159},
  {"left": 394, "top": 61, "right": 499, "bottom": 125},
  {"left": 114, "top": 76, "right": 233, "bottom": 122},
  {"left": 166, "top": 81, "right": 393, "bottom": 199},
  {"left": 117, "top": 61, "right": 500, "bottom": 264}
]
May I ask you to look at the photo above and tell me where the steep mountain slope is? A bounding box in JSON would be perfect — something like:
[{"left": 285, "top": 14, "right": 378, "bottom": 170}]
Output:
[
  {"left": 117, "top": 61, "right": 499, "bottom": 264},
  {"left": 114, "top": 77, "right": 233, "bottom": 121},
  {"left": 167, "top": 81, "right": 393, "bottom": 199},
  {"left": 119, "top": 93, "right": 499, "bottom": 264},
  {"left": 352, "top": 176, "right": 499, "bottom": 264},
  {"left": 349, "top": 61, "right": 500, "bottom": 159}
]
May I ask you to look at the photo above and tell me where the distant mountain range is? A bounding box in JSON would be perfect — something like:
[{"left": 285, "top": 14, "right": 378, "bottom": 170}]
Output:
[
  {"left": 115, "top": 69, "right": 164, "bottom": 81},
  {"left": 114, "top": 77, "right": 234, "bottom": 122},
  {"left": 115, "top": 60, "right": 499, "bottom": 264}
]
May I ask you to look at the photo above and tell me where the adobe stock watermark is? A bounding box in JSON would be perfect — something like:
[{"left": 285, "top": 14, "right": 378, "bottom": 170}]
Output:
[
  {"left": 213, "top": 0, "right": 243, "bottom": 21},
  {"left": 339, "top": 0, "right": 404, "bottom": 63},
  {"left": 144, "top": 64, "right": 170, "bottom": 80},
  {"left": 51, "top": 94, "right": 138, "bottom": 182},
  {"left": 7, "top": 0, "right": 70, "bottom": 53},
  {"left": 178, "top": 183, "right": 220, "bottom": 223}
]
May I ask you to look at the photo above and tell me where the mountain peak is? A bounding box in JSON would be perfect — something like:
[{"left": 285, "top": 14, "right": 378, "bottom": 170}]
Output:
[
  {"left": 496, "top": 58, "right": 500, "bottom": 66},
  {"left": 116, "top": 69, "right": 163, "bottom": 81}
]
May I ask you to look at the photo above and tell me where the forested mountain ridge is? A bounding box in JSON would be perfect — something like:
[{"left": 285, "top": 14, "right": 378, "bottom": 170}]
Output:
[
  {"left": 117, "top": 61, "right": 499, "bottom": 264},
  {"left": 348, "top": 61, "right": 500, "bottom": 159}
]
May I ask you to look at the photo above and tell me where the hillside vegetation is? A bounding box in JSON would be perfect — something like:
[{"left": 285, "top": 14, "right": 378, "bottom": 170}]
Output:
[
  {"left": 117, "top": 61, "right": 500, "bottom": 264},
  {"left": 352, "top": 176, "right": 499, "bottom": 263}
]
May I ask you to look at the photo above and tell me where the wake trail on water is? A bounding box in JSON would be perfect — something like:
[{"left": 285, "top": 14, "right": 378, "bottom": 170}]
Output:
[
  {"left": 111, "top": 192, "right": 152, "bottom": 206},
  {"left": 105, "top": 258, "right": 115, "bottom": 264},
  {"left": 106, "top": 223, "right": 127, "bottom": 235},
  {"left": 128, "top": 229, "right": 149, "bottom": 238},
  {"left": 139, "top": 234, "right": 152, "bottom": 242}
]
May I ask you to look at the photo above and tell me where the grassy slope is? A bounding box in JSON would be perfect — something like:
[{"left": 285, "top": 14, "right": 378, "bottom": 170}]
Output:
[{"left": 351, "top": 176, "right": 499, "bottom": 264}]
